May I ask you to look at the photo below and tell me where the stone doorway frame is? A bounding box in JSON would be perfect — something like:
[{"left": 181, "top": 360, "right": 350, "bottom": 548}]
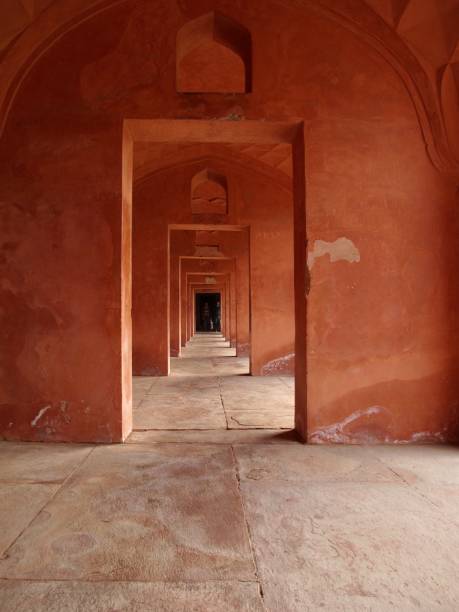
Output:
[{"left": 122, "top": 119, "right": 307, "bottom": 440}]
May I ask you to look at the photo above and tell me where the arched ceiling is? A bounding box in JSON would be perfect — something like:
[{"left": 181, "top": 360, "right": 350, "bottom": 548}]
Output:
[
  {"left": 365, "top": 0, "right": 458, "bottom": 69},
  {"left": 0, "top": 0, "right": 54, "bottom": 52},
  {"left": 2, "top": 0, "right": 458, "bottom": 67},
  {"left": 0, "top": 0, "right": 458, "bottom": 175},
  {"left": 134, "top": 142, "right": 293, "bottom": 184}
]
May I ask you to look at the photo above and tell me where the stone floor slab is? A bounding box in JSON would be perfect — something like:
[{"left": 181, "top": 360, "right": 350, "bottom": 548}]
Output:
[
  {"left": 0, "top": 443, "right": 94, "bottom": 558},
  {"left": 145, "top": 376, "right": 221, "bottom": 395},
  {"left": 225, "top": 410, "right": 294, "bottom": 429},
  {"left": 0, "top": 580, "right": 264, "bottom": 612},
  {"left": 0, "top": 442, "right": 93, "bottom": 484},
  {"left": 127, "top": 429, "right": 300, "bottom": 445},
  {"left": 133, "top": 334, "right": 294, "bottom": 431},
  {"left": 134, "top": 398, "right": 227, "bottom": 430},
  {"left": 220, "top": 376, "right": 294, "bottom": 429},
  {"left": 0, "top": 484, "right": 58, "bottom": 554},
  {"left": 0, "top": 444, "right": 255, "bottom": 582},
  {"left": 235, "top": 445, "right": 459, "bottom": 611},
  {"left": 370, "top": 444, "right": 459, "bottom": 526},
  {"left": 234, "top": 444, "right": 398, "bottom": 484}
]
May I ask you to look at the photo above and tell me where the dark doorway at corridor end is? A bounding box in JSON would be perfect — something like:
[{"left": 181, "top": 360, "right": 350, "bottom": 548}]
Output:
[{"left": 196, "top": 292, "right": 221, "bottom": 332}]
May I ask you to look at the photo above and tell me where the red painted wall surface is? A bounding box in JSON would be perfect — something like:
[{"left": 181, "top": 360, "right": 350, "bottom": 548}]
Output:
[{"left": 0, "top": 0, "right": 458, "bottom": 442}]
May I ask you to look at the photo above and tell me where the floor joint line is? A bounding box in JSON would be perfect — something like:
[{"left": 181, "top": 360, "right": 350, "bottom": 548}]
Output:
[
  {"left": 230, "top": 445, "right": 266, "bottom": 610},
  {"left": 0, "top": 446, "right": 96, "bottom": 562}
]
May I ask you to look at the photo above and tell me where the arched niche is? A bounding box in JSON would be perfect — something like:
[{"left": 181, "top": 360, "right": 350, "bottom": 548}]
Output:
[
  {"left": 191, "top": 168, "right": 228, "bottom": 215},
  {"left": 176, "top": 11, "right": 252, "bottom": 94}
]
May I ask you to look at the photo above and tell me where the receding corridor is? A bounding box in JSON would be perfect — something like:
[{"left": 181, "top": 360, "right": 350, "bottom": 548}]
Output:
[
  {"left": 1, "top": 440, "right": 459, "bottom": 610},
  {"left": 133, "top": 333, "right": 295, "bottom": 432}
]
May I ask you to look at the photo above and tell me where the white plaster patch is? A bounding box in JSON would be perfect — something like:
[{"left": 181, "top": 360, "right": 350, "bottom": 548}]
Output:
[
  {"left": 310, "top": 406, "right": 385, "bottom": 443},
  {"left": 237, "top": 342, "right": 250, "bottom": 357},
  {"left": 307, "top": 237, "right": 360, "bottom": 270},
  {"left": 31, "top": 405, "right": 51, "bottom": 427},
  {"left": 398, "top": 430, "right": 448, "bottom": 444},
  {"left": 261, "top": 353, "right": 295, "bottom": 375}
]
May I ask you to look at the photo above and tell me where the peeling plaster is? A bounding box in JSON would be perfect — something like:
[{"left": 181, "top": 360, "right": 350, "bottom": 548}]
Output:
[
  {"left": 307, "top": 237, "right": 360, "bottom": 270},
  {"left": 31, "top": 405, "right": 50, "bottom": 427},
  {"left": 261, "top": 353, "right": 295, "bottom": 375},
  {"left": 397, "top": 430, "right": 448, "bottom": 444},
  {"left": 237, "top": 342, "right": 250, "bottom": 357},
  {"left": 310, "top": 406, "right": 386, "bottom": 443}
]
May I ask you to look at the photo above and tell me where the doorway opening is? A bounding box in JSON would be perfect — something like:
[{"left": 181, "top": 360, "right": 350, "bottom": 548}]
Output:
[
  {"left": 195, "top": 292, "right": 221, "bottom": 332},
  {"left": 123, "top": 119, "right": 306, "bottom": 440}
]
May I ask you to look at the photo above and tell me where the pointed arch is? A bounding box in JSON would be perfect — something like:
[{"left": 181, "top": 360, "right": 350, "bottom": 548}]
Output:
[
  {"left": 176, "top": 11, "right": 252, "bottom": 94},
  {"left": 191, "top": 168, "right": 228, "bottom": 215}
]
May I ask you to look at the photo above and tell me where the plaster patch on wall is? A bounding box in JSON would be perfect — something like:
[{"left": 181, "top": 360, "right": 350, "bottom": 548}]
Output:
[
  {"left": 31, "top": 405, "right": 51, "bottom": 427},
  {"left": 307, "top": 237, "right": 360, "bottom": 270},
  {"left": 237, "top": 342, "right": 250, "bottom": 357},
  {"left": 394, "top": 430, "right": 448, "bottom": 444},
  {"left": 309, "top": 406, "right": 386, "bottom": 443},
  {"left": 261, "top": 353, "right": 295, "bottom": 375}
]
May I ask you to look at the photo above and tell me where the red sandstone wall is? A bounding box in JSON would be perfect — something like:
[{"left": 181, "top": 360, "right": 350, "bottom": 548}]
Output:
[{"left": 0, "top": 0, "right": 458, "bottom": 442}]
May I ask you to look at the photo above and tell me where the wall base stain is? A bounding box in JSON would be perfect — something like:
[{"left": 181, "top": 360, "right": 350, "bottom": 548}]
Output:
[
  {"left": 261, "top": 353, "right": 295, "bottom": 376},
  {"left": 309, "top": 406, "right": 387, "bottom": 443}
]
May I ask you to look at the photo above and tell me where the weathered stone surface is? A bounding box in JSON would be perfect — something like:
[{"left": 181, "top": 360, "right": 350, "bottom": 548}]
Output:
[
  {"left": 0, "top": 484, "right": 58, "bottom": 554},
  {"left": 234, "top": 444, "right": 398, "bottom": 483},
  {"left": 134, "top": 395, "right": 227, "bottom": 430},
  {"left": 1, "top": 441, "right": 459, "bottom": 609},
  {"left": 0, "top": 444, "right": 255, "bottom": 582},
  {"left": 0, "top": 442, "right": 93, "bottom": 484},
  {"left": 368, "top": 444, "right": 459, "bottom": 523},
  {"left": 235, "top": 445, "right": 459, "bottom": 611},
  {"left": 127, "top": 429, "right": 299, "bottom": 445},
  {"left": 221, "top": 377, "right": 294, "bottom": 429},
  {"left": 0, "top": 580, "right": 264, "bottom": 612},
  {"left": 0, "top": 443, "right": 93, "bottom": 558},
  {"left": 133, "top": 336, "right": 294, "bottom": 431}
]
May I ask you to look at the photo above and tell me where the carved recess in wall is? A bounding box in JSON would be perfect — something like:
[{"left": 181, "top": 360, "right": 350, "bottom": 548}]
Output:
[
  {"left": 176, "top": 11, "right": 251, "bottom": 93},
  {"left": 191, "top": 168, "right": 228, "bottom": 216},
  {"left": 0, "top": 0, "right": 457, "bottom": 177}
]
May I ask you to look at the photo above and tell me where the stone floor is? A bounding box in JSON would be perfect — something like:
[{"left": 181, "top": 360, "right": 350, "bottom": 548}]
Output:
[
  {"left": 133, "top": 333, "right": 295, "bottom": 431},
  {"left": 1, "top": 440, "right": 459, "bottom": 610},
  {"left": 1, "top": 335, "right": 458, "bottom": 610}
]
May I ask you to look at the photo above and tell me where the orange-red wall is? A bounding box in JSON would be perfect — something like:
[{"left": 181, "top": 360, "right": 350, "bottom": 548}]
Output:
[{"left": 1, "top": 0, "right": 458, "bottom": 443}]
